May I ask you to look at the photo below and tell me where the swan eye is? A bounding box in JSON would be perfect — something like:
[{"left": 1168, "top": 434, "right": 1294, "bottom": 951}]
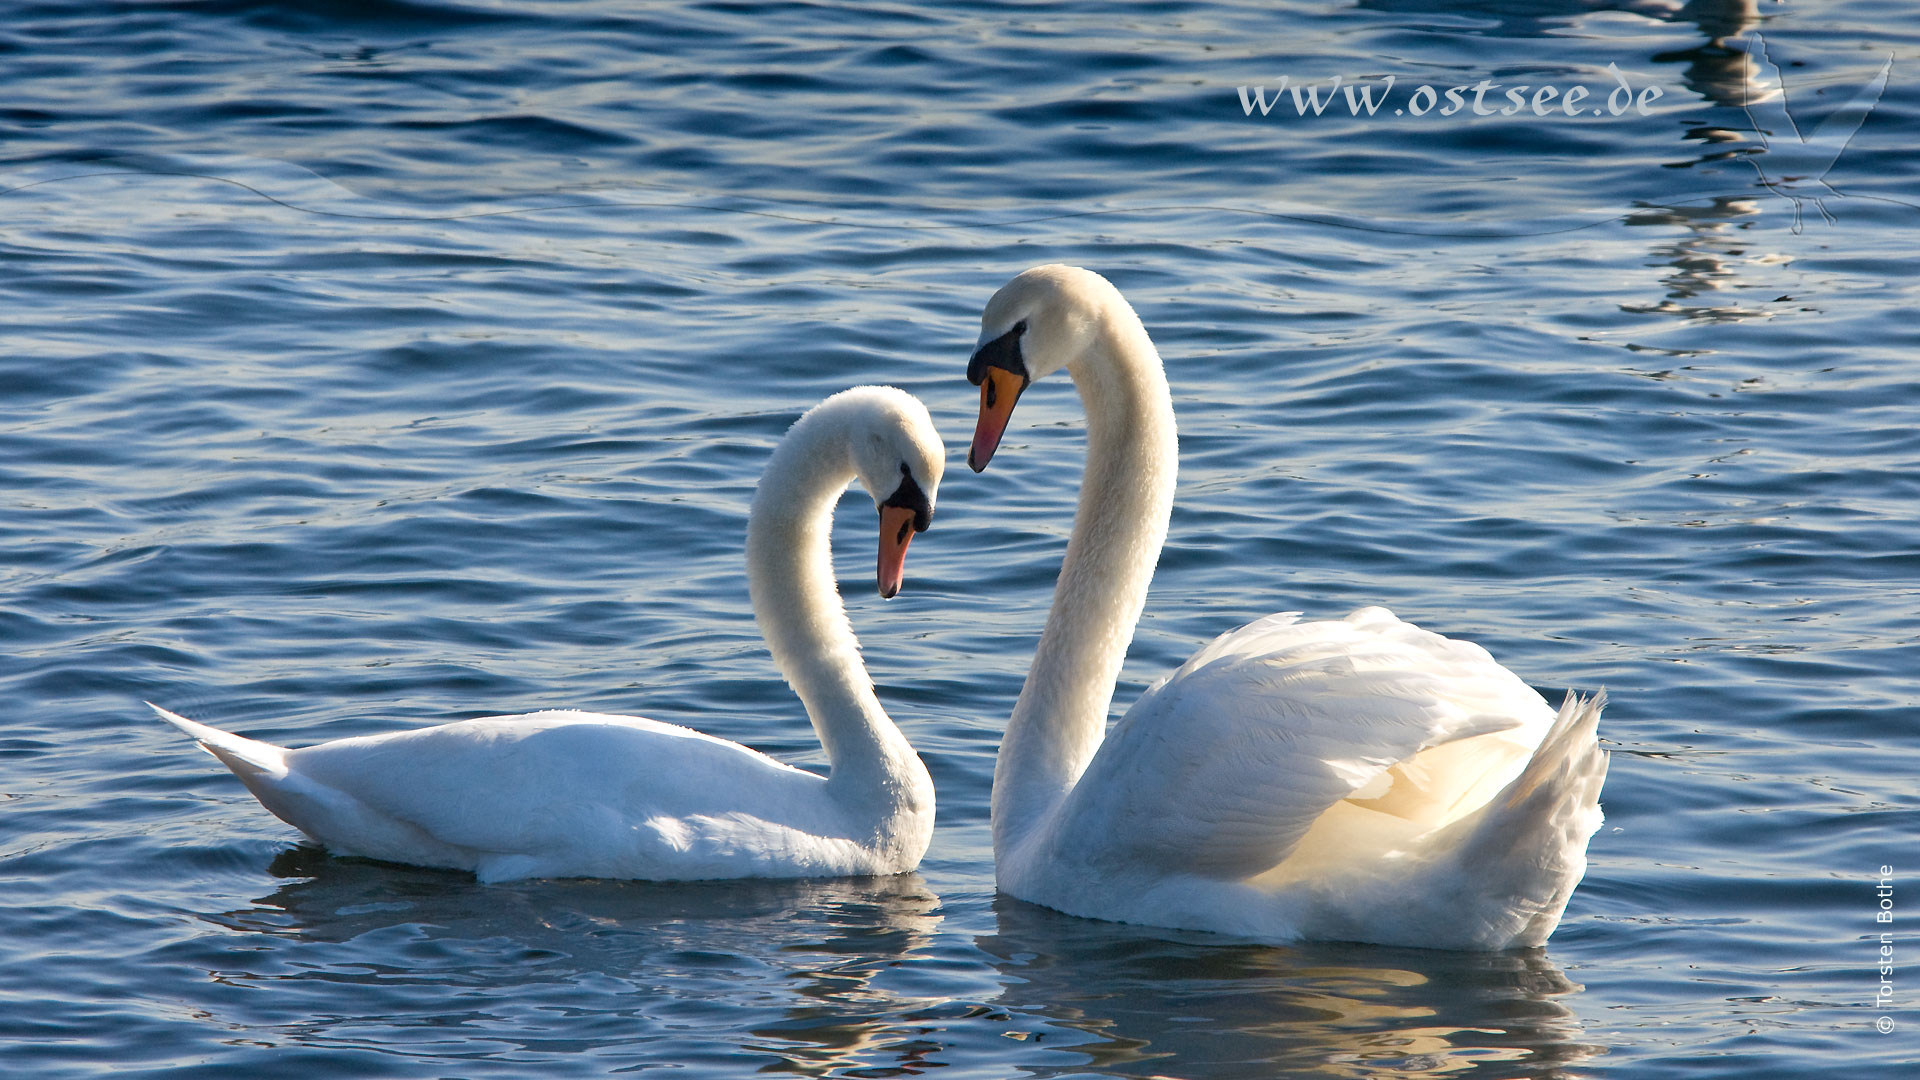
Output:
[
  {"left": 881, "top": 471, "right": 932, "bottom": 532},
  {"left": 967, "top": 320, "right": 1030, "bottom": 388}
]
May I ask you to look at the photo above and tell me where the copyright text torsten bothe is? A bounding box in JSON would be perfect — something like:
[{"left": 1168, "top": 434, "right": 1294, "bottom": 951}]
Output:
[{"left": 1877, "top": 865, "right": 1895, "bottom": 1034}]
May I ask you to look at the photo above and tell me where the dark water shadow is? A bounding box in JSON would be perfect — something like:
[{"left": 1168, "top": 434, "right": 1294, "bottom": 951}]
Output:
[{"left": 978, "top": 896, "right": 1607, "bottom": 1079}]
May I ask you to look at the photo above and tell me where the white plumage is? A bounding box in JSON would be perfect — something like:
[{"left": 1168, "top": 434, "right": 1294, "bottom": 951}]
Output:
[
  {"left": 153, "top": 385, "right": 945, "bottom": 883},
  {"left": 967, "top": 265, "right": 1607, "bottom": 948}
]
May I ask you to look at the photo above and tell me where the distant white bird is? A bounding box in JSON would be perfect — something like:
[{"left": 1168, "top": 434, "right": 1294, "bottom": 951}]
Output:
[
  {"left": 965, "top": 265, "right": 1607, "bottom": 949},
  {"left": 1739, "top": 32, "right": 1891, "bottom": 231},
  {"left": 153, "top": 386, "right": 944, "bottom": 883}
]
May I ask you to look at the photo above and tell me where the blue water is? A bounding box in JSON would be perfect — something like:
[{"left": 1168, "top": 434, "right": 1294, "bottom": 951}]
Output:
[{"left": 3, "top": 1, "right": 1916, "bottom": 1076}]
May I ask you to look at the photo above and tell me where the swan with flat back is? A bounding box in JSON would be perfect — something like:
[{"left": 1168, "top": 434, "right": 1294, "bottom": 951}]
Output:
[{"left": 153, "top": 385, "right": 944, "bottom": 884}]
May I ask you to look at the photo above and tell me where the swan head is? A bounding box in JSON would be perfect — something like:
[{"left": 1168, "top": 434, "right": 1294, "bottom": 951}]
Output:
[
  {"left": 841, "top": 386, "right": 944, "bottom": 599},
  {"left": 965, "top": 264, "right": 1126, "bottom": 471}
]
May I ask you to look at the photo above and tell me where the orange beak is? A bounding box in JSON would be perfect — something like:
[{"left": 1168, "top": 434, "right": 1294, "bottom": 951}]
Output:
[
  {"left": 877, "top": 503, "right": 918, "bottom": 599},
  {"left": 968, "top": 366, "right": 1027, "bottom": 472}
]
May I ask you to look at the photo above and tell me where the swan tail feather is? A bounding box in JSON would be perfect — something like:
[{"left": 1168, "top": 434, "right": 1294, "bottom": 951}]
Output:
[
  {"left": 148, "top": 703, "right": 360, "bottom": 849},
  {"left": 1505, "top": 689, "right": 1607, "bottom": 809},
  {"left": 1440, "top": 689, "right": 1608, "bottom": 947},
  {"left": 148, "top": 702, "right": 290, "bottom": 782}
]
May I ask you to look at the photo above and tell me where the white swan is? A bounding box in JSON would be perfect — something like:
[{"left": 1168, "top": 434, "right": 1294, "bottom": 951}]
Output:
[
  {"left": 965, "top": 265, "right": 1607, "bottom": 949},
  {"left": 151, "top": 386, "right": 945, "bottom": 883}
]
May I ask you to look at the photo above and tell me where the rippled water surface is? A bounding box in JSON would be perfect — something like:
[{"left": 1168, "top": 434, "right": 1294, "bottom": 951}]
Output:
[{"left": 3, "top": 1, "right": 1917, "bottom": 1076}]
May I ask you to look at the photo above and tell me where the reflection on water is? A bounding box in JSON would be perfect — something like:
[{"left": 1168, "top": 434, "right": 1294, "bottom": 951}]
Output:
[
  {"left": 979, "top": 899, "right": 1605, "bottom": 1079},
  {"left": 200, "top": 847, "right": 955, "bottom": 1076},
  {"left": 1651, "top": 0, "right": 1765, "bottom": 109},
  {"left": 1622, "top": 196, "right": 1775, "bottom": 318},
  {"left": 230, "top": 845, "right": 943, "bottom": 947},
  {"left": 192, "top": 851, "right": 1606, "bottom": 1077}
]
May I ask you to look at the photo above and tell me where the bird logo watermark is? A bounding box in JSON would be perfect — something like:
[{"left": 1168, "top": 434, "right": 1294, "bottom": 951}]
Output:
[{"left": 1738, "top": 32, "right": 1891, "bottom": 233}]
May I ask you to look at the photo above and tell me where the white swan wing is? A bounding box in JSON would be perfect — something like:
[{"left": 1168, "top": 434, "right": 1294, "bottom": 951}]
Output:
[
  {"left": 1049, "top": 608, "right": 1557, "bottom": 881},
  {"left": 306, "top": 712, "right": 836, "bottom": 872},
  {"left": 200, "top": 709, "right": 847, "bottom": 881}
]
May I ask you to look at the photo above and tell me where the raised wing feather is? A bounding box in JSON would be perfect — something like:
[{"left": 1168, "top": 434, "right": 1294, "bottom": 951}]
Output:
[{"left": 1049, "top": 608, "right": 1556, "bottom": 881}]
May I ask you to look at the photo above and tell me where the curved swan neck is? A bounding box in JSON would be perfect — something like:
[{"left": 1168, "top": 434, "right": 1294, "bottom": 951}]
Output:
[
  {"left": 746, "top": 406, "right": 926, "bottom": 807},
  {"left": 992, "top": 300, "right": 1177, "bottom": 854}
]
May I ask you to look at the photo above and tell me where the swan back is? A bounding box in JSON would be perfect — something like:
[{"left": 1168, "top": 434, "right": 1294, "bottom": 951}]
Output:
[{"left": 1035, "top": 608, "right": 1554, "bottom": 884}]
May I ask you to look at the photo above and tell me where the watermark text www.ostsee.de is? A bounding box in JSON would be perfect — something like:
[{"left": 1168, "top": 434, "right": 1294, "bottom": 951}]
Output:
[{"left": 1237, "top": 63, "right": 1665, "bottom": 119}]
